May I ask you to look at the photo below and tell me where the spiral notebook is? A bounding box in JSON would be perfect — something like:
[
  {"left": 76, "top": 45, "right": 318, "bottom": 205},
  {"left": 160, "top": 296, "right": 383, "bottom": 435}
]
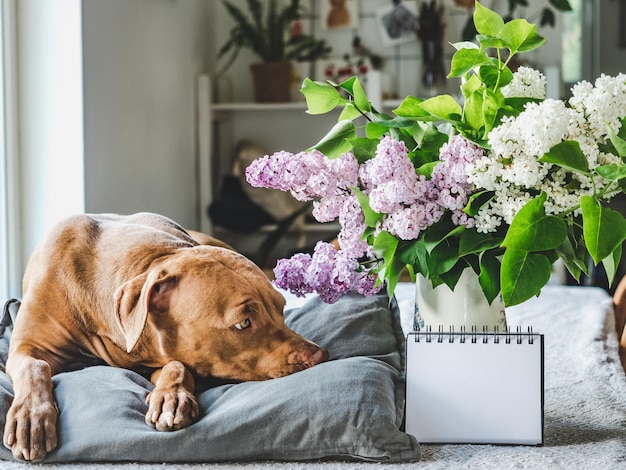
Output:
[{"left": 405, "top": 327, "right": 544, "bottom": 445}]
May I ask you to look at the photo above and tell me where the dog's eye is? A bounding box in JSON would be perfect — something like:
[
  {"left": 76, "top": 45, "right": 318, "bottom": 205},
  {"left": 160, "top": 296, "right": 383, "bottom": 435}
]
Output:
[{"left": 234, "top": 318, "right": 251, "bottom": 330}]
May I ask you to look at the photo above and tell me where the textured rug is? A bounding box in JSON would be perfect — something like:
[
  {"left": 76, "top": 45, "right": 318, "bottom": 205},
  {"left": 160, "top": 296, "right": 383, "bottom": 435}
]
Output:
[{"left": 0, "top": 284, "right": 625, "bottom": 469}]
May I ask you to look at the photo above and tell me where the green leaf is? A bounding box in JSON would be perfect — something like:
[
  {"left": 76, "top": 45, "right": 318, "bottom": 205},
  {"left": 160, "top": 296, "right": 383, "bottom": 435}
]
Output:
[
  {"left": 422, "top": 216, "right": 465, "bottom": 252},
  {"left": 352, "top": 187, "right": 383, "bottom": 227},
  {"left": 418, "top": 95, "right": 463, "bottom": 121},
  {"left": 459, "top": 229, "right": 503, "bottom": 256},
  {"left": 476, "top": 34, "right": 505, "bottom": 50},
  {"left": 348, "top": 137, "right": 378, "bottom": 163},
  {"left": 439, "top": 261, "right": 468, "bottom": 291},
  {"left": 451, "top": 40, "right": 480, "bottom": 51},
  {"left": 385, "top": 257, "right": 408, "bottom": 302},
  {"left": 556, "top": 234, "right": 583, "bottom": 281},
  {"left": 351, "top": 77, "right": 371, "bottom": 113},
  {"left": 478, "top": 62, "right": 513, "bottom": 89},
  {"left": 373, "top": 230, "right": 399, "bottom": 267},
  {"left": 416, "top": 161, "right": 438, "bottom": 178},
  {"left": 464, "top": 90, "right": 485, "bottom": 131},
  {"left": 516, "top": 26, "right": 546, "bottom": 53},
  {"left": 448, "top": 48, "right": 492, "bottom": 78},
  {"left": 502, "top": 193, "right": 567, "bottom": 251},
  {"left": 336, "top": 76, "right": 358, "bottom": 96},
  {"left": 474, "top": 1, "right": 504, "bottom": 37},
  {"left": 301, "top": 78, "right": 343, "bottom": 115},
  {"left": 596, "top": 163, "right": 626, "bottom": 181},
  {"left": 501, "top": 18, "right": 535, "bottom": 53},
  {"left": 412, "top": 122, "right": 449, "bottom": 152},
  {"left": 581, "top": 195, "right": 626, "bottom": 264},
  {"left": 397, "top": 239, "right": 429, "bottom": 277},
  {"left": 501, "top": 249, "right": 552, "bottom": 306},
  {"left": 464, "top": 190, "right": 495, "bottom": 217},
  {"left": 393, "top": 96, "right": 430, "bottom": 119},
  {"left": 309, "top": 120, "right": 355, "bottom": 158},
  {"left": 365, "top": 121, "right": 388, "bottom": 139},
  {"left": 338, "top": 103, "right": 363, "bottom": 121},
  {"left": 372, "top": 117, "right": 423, "bottom": 130},
  {"left": 540, "top": 140, "right": 590, "bottom": 174},
  {"left": 482, "top": 88, "right": 500, "bottom": 134},
  {"left": 428, "top": 240, "right": 460, "bottom": 277},
  {"left": 478, "top": 251, "right": 502, "bottom": 305},
  {"left": 602, "top": 243, "right": 622, "bottom": 287},
  {"left": 504, "top": 97, "right": 540, "bottom": 116},
  {"left": 460, "top": 74, "right": 482, "bottom": 97},
  {"left": 607, "top": 124, "right": 626, "bottom": 157}
]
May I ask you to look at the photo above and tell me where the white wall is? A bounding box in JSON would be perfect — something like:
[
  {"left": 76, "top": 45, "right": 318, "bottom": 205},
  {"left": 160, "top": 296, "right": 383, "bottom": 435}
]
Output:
[
  {"left": 82, "top": 0, "right": 213, "bottom": 230},
  {"left": 14, "top": 0, "right": 213, "bottom": 285}
]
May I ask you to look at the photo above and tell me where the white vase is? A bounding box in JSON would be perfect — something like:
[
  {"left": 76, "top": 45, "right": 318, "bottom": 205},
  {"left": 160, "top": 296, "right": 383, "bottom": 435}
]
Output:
[{"left": 414, "top": 268, "right": 507, "bottom": 332}]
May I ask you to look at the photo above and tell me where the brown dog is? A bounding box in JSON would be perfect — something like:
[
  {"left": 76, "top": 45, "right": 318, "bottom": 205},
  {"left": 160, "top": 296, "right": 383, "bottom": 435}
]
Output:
[{"left": 2, "top": 213, "right": 328, "bottom": 461}]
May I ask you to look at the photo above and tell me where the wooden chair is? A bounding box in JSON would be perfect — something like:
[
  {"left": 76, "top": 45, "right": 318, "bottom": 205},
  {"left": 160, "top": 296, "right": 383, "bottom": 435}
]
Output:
[{"left": 611, "top": 276, "right": 626, "bottom": 372}]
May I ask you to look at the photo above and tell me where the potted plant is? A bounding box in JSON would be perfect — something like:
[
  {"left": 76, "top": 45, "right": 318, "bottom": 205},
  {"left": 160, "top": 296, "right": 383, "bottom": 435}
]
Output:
[
  {"left": 218, "top": 0, "right": 331, "bottom": 103},
  {"left": 244, "top": 2, "right": 626, "bottom": 328}
]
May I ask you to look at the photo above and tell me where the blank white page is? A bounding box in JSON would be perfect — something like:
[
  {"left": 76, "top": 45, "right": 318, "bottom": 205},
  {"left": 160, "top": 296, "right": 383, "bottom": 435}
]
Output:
[{"left": 405, "top": 331, "right": 544, "bottom": 445}]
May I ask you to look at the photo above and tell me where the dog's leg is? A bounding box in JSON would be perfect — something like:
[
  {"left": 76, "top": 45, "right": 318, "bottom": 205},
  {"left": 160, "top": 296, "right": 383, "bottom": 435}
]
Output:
[
  {"left": 3, "top": 353, "right": 58, "bottom": 461},
  {"left": 145, "top": 360, "right": 199, "bottom": 431}
]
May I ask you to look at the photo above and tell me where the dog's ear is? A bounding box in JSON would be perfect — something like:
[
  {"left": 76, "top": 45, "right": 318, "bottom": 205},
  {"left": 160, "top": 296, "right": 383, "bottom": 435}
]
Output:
[{"left": 114, "top": 270, "right": 177, "bottom": 353}]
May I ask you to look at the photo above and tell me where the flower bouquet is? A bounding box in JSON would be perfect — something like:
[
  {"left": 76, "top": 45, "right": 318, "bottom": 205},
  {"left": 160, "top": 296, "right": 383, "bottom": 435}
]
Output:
[{"left": 246, "top": 2, "right": 626, "bottom": 307}]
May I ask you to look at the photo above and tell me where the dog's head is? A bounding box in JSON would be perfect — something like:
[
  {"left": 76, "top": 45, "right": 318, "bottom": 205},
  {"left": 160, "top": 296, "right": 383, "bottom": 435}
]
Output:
[{"left": 114, "top": 246, "right": 328, "bottom": 381}]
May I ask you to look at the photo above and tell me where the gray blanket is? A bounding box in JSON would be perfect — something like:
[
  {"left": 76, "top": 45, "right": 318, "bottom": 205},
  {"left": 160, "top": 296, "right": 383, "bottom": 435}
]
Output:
[{"left": 0, "top": 285, "right": 625, "bottom": 469}]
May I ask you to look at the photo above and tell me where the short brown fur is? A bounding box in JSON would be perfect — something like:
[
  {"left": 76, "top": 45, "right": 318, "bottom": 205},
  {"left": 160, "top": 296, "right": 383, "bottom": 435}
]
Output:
[{"left": 3, "top": 213, "right": 328, "bottom": 461}]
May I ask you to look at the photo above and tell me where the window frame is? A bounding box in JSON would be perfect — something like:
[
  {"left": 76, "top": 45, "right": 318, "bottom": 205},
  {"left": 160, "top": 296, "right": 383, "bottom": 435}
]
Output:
[{"left": 0, "top": 0, "right": 21, "bottom": 300}]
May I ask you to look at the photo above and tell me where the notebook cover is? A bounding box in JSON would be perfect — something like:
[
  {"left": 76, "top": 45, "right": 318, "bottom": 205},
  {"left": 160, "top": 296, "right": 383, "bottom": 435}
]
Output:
[{"left": 405, "top": 329, "right": 544, "bottom": 445}]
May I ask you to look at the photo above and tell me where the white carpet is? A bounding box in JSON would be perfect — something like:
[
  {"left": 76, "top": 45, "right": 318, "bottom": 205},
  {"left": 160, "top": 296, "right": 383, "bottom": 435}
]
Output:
[{"left": 1, "top": 285, "right": 625, "bottom": 469}]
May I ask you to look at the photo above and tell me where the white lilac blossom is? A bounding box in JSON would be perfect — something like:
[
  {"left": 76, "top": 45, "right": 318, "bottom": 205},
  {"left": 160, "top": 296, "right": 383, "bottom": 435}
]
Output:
[
  {"left": 569, "top": 73, "right": 626, "bottom": 142},
  {"left": 501, "top": 66, "right": 547, "bottom": 99},
  {"left": 466, "top": 72, "right": 626, "bottom": 233}
]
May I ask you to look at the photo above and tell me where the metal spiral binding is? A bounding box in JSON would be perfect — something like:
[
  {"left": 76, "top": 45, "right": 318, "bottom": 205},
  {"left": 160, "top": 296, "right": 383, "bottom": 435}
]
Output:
[
  {"left": 436, "top": 325, "right": 444, "bottom": 343},
  {"left": 410, "top": 324, "right": 536, "bottom": 344},
  {"left": 414, "top": 324, "right": 432, "bottom": 343}
]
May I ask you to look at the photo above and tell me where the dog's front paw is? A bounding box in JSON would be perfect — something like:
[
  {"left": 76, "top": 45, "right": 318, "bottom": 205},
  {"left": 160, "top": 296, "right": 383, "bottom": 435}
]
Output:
[
  {"left": 3, "top": 394, "right": 58, "bottom": 461},
  {"left": 145, "top": 385, "right": 199, "bottom": 431}
]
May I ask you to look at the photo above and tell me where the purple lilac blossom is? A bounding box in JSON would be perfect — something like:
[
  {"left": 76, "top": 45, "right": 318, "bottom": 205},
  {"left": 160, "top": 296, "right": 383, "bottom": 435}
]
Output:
[
  {"left": 273, "top": 253, "right": 314, "bottom": 297},
  {"left": 273, "top": 241, "right": 381, "bottom": 303},
  {"left": 246, "top": 150, "right": 359, "bottom": 203},
  {"left": 249, "top": 134, "right": 483, "bottom": 302},
  {"left": 337, "top": 194, "right": 371, "bottom": 259}
]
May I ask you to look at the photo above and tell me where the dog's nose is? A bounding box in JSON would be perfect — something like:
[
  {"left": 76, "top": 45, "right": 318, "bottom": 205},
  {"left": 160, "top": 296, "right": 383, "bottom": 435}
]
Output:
[{"left": 304, "top": 347, "right": 329, "bottom": 368}]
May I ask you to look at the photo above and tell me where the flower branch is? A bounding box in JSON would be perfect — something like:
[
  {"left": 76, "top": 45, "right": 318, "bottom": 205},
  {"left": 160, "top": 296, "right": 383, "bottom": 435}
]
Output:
[{"left": 246, "top": 1, "right": 626, "bottom": 308}]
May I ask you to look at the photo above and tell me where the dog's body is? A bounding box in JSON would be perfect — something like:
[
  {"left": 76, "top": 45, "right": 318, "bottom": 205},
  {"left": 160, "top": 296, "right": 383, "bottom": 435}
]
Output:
[{"left": 3, "top": 213, "right": 328, "bottom": 461}]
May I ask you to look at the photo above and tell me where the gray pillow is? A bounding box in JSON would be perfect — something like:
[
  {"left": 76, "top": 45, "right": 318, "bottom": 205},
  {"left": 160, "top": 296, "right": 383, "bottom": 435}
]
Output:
[{"left": 0, "top": 292, "right": 420, "bottom": 463}]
